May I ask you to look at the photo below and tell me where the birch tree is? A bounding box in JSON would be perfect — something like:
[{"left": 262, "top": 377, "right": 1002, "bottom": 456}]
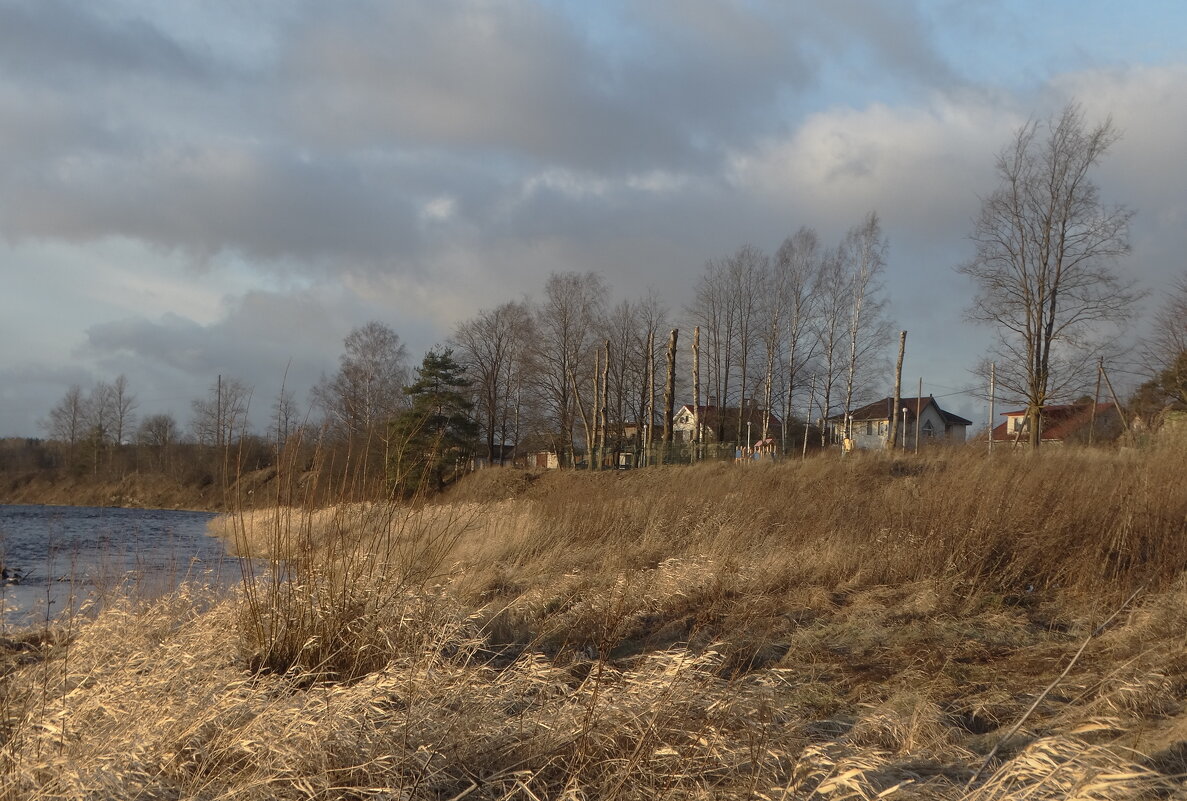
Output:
[
  {"left": 312, "top": 322, "right": 409, "bottom": 441},
  {"left": 533, "top": 271, "right": 606, "bottom": 465},
  {"left": 726, "top": 245, "right": 766, "bottom": 441},
  {"left": 689, "top": 259, "right": 736, "bottom": 440},
  {"left": 772, "top": 227, "right": 822, "bottom": 446},
  {"left": 840, "top": 212, "right": 891, "bottom": 420},
  {"left": 960, "top": 104, "right": 1136, "bottom": 447},
  {"left": 44, "top": 384, "right": 87, "bottom": 462},
  {"left": 813, "top": 247, "right": 849, "bottom": 444},
  {"left": 110, "top": 374, "right": 137, "bottom": 446},
  {"left": 191, "top": 377, "right": 252, "bottom": 448},
  {"left": 453, "top": 301, "right": 533, "bottom": 465}
]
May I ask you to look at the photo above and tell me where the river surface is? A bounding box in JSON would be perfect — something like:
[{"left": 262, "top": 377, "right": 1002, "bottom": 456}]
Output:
[{"left": 0, "top": 504, "right": 244, "bottom": 627}]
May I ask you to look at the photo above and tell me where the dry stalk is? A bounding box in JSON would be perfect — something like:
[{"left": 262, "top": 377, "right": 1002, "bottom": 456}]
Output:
[{"left": 965, "top": 584, "right": 1145, "bottom": 789}]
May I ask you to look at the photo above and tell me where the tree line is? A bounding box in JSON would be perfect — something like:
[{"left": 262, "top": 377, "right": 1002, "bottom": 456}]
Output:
[
  {"left": 27, "top": 101, "right": 1183, "bottom": 488},
  {"left": 32, "top": 208, "right": 896, "bottom": 486}
]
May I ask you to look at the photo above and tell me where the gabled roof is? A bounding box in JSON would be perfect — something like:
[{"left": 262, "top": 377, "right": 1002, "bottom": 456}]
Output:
[
  {"left": 991, "top": 403, "right": 1118, "bottom": 442},
  {"left": 834, "top": 396, "right": 972, "bottom": 427}
]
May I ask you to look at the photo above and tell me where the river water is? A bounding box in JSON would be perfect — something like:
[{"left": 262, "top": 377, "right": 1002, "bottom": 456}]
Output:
[{"left": 0, "top": 504, "right": 244, "bottom": 627}]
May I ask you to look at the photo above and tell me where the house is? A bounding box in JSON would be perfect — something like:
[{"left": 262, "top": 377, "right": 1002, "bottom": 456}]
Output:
[
  {"left": 990, "top": 402, "right": 1122, "bottom": 445},
  {"left": 524, "top": 451, "right": 560, "bottom": 469},
  {"left": 671, "top": 403, "right": 782, "bottom": 444},
  {"left": 468, "top": 443, "right": 517, "bottom": 470},
  {"left": 830, "top": 396, "right": 972, "bottom": 449}
]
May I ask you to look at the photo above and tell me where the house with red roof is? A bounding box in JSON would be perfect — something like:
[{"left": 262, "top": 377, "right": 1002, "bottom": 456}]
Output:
[{"left": 990, "top": 402, "right": 1122, "bottom": 445}]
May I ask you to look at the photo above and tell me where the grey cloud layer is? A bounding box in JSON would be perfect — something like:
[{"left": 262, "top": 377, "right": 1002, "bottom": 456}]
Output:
[
  {"left": 2, "top": 0, "right": 1181, "bottom": 437},
  {"left": 0, "top": 0, "right": 961, "bottom": 269}
]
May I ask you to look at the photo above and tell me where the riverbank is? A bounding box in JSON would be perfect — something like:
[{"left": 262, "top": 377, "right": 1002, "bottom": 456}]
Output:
[
  {"left": 0, "top": 466, "right": 304, "bottom": 512},
  {"left": 3, "top": 447, "right": 1187, "bottom": 799}
]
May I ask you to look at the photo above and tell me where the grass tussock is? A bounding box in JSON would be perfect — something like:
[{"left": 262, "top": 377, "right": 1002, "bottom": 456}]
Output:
[{"left": 4, "top": 445, "right": 1187, "bottom": 798}]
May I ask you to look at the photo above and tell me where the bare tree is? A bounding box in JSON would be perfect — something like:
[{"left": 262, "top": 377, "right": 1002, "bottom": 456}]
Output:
[
  {"left": 270, "top": 387, "right": 299, "bottom": 451},
  {"left": 599, "top": 292, "right": 667, "bottom": 460},
  {"left": 453, "top": 301, "right": 533, "bottom": 465},
  {"left": 601, "top": 300, "right": 638, "bottom": 457},
  {"left": 689, "top": 247, "right": 767, "bottom": 442},
  {"left": 1140, "top": 273, "right": 1187, "bottom": 405},
  {"left": 689, "top": 259, "right": 736, "bottom": 441},
  {"left": 43, "top": 384, "right": 87, "bottom": 461},
  {"left": 840, "top": 212, "right": 891, "bottom": 420},
  {"left": 1149, "top": 274, "right": 1187, "bottom": 363},
  {"left": 110, "top": 374, "right": 137, "bottom": 445},
  {"left": 773, "top": 227, "right": 822, "bottom": 449},
  {"left": 1131, "top": 273, "right": 1187, "bottom": 420},
  {"left": 312, "top": 321, "right": 409, "bottom": 441},
  {"left": 961, "top": 103, "right": 1137, "bottom": 447},
  {"left": 80, "top": 381, "right": 117, "bottom": 473},
  {"left": 813, "top": 247, "right": 849, "bottom": 444},
  {"left": 137, "top": 413, "right": 179, "bottom": 470},
  {"left": 758, "top": 266, "right": 783, "bottom": 442},
  {"left": 191, "top": 377, "right": 252, "bottom": 448},
  {"left": 726, "top": 245, "right": 766, "bottom": 441},
  {"left": 532, "top": 272, "right": 607, "bottom": 466},
  {"left": 639, "top": 293, "right": 666, "bottom": 449},
  {"left": 137, "top": 413, "right": 179, "bottom": 449}
]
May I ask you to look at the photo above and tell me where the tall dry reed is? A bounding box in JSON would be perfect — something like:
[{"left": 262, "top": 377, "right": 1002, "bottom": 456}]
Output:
[{"left": 2, "top": 444, "right": 1187, "bottom": 799}]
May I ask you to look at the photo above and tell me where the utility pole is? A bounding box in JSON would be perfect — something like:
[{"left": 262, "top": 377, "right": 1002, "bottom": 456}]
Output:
[
  {"left": 1100, "top": 363, "right": 1132, "bottom": 445},
  {"left": 1088, "top": 358, "right": 1103, "bottom": 446},
  {"left": 988, "top": 362, "right": 995, "bottom": 454},
  {"left": 915, "top": 378, "right": 922, "bottom": 454}
]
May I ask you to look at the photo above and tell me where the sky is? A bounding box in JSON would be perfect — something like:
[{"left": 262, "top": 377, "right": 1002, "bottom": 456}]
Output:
[{"left": 2, "top": 0, "right": 1185, "bottom": 438}]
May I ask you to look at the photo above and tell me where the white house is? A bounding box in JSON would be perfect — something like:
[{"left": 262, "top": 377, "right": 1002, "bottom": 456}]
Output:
[
  {"left": 671, "top": 403, "right": 782, "bottom": 444},
  {"left": 831, "top": 396, "right": 971, "bottom": 449}
]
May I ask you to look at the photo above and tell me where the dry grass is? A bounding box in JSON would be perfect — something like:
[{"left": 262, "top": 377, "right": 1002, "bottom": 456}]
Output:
[{"left": 3, "top": 444, "right": 1187, "bottom": 798}]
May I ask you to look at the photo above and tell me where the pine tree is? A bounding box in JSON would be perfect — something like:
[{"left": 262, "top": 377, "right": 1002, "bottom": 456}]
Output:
[{"left": 388, "top": 348, "right": 477, "bottom": 495}]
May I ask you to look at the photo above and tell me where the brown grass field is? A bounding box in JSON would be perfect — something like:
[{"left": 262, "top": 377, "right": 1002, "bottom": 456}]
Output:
[{"left": 3, "top": 443, "right": 1187, "bottom": 799}]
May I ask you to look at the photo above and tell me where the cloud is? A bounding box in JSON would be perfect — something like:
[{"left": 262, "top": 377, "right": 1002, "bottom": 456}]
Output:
[
  {"left": 0, "top": 2, "right": 1184, "bottom": 436},
  {"left": 1057, "top": 65, "right": 1187, "bottom": 288},
  {"left": 727, "top": 97, "right": 1020, "bottom": 242},
  {"left": 1, "top": 143, "right": 427, "bottom": 267},
  {"left": 0, "top": 0, "right": 213, "bottom": 85},
  {"left": 0, "top": 0, "right": 963, "bottom": 274},
  {"left": 275, "top": 0, "right": 830, "bottom": 173}
]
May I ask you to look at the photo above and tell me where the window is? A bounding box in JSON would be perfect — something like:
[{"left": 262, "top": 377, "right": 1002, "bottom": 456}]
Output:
[
  {"left": 922, "top": 420, "right": 935, "bottom": 438},
  {"left": 864, "top": 421, "right": 873, "bottom": 435}
]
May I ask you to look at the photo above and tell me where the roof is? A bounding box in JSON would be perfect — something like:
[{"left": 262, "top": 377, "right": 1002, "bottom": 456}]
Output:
[
  {"left": 990, "top": 402, "right": 1118, "bottom": 442},
  {"left": 833, "top": 396, "right": 972, "bottom": 427}
]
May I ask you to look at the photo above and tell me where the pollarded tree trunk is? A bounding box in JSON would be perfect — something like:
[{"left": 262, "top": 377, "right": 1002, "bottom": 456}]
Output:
[
  {"left": 662, "top": 329, "right": 678, "bottom": 455},
  {"left": 887, "top": 330, "right": 906, "bottom": 450}
]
